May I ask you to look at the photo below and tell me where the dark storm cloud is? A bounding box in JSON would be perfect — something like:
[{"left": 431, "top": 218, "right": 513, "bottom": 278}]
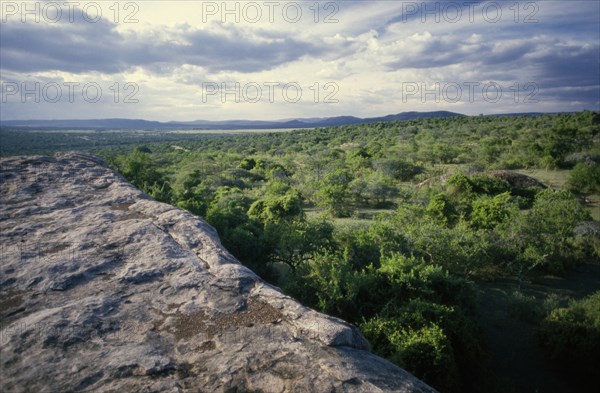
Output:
[
  {"left": 481, "top": 42, "right": 535, "bottom": 66},
  {"left": 0, "top": 17, "right": 133, "bottom": 73},
  {"left": 472, "top": 40, "right": 600, "bottom": 94},
  {"left": 383, "top": 35, "right": 472, "bottom": 69},
  {"left": 0, "top": 13, "right": 326, "bottom": 74},
  {"left": 384, "top": 37, "right": 540, "bottom": 70},
  {"left": 537, "top": 86, "right": 600, "bottom": 107},
  {"left": 531, "top": 44, "right": 600, "bottom": 88},
  {"left": 384, "top": 33, "right": 598, "bottom": 89},
  {"left": 155, "top": 27, "right": 323, "bottom": 74}
]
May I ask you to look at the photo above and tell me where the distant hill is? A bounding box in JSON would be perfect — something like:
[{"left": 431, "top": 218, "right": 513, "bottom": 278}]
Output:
[
  {"left": 0, "top": 111, "right": 465, "bottom": 130},
  {"left": 0, "top": 118, "right": 177, "bottom": 129}
]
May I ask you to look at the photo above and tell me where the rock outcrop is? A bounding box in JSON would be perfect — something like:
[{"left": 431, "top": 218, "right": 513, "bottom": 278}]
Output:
[
  {"left": 0, "top": 152, "right": 436, "bottom": 392},
  {"left": 416, "top": 170, "right": 548, "bottom": 190}
]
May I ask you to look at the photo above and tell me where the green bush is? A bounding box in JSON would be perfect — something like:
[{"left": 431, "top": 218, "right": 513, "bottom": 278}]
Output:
[
  {"left": 398, "top": 217, "right": 494, "bottom": 276},
  {"left": 267, "top": 219, "right": 334, "bottom": 271},
  {"left": 568, "top": 162, "right": 600, "bottom": 194},
  {"left": 314, "top": 169, "right": 353, "bottom": 217},
  {"left": 117, "top": 148, "right": 173, "bottom": 202},
  {"left": 498, "top": 189, "right": 591, "bottom": 282},
  {"left": 538, "top": 291, "right": 600, "bottom": 374},
  {"left": 469, "top": 192, "right": 516, "bottom": 230},
  {"left": 288, "top": 251, "right": 363, "bottom": 319},
  {"left": 469, "top": 175, "right": 511, "bottom": 195},
  {"left": 247, "top": 190, "right": 303, "bottom": 224},
  {"left": 374, "top": 158, "right": 423, "bottom": 181},
  {"left": 238, "top": 157, "right": 256, "bottom": 170},
  {"left": 361, "top": 318, "right": 459, "bottom": 392},
  {"left": 205, "top": 187, "right": 273, "bottom": 277},
  {"left": 426, "top": 193, "right": 459, "bottom": 227}
]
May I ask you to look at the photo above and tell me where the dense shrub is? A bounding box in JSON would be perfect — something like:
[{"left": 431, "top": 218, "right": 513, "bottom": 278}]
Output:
[
  {"left": 498, "top": 189, "right": 591, "bottom": 283},
  {"left": 469, "top": 192, "right": 516, "bottom": 229},
  {"left": 361, "top": 318, "right": 459, "bottom": 392},
  {"left": 538, "top": 291, "right": 600, "bottom": 374},
  {"left": 117, "top": 148, "right": 173, "bottom": 202},
  {"left": 426, "top": 193, "right": 459, "bottom": 227},
  {"left": 568, "top": 162, "right": 600, "bottom": 194},
  {"left": 374, "top": 158, "right": 423, "bottom": 181},
  {"left": 247, "top": 190, "right": 303, "bottom": 224},
  {"left": 284, "top": 251, "right": 482, "bottom": 393}
]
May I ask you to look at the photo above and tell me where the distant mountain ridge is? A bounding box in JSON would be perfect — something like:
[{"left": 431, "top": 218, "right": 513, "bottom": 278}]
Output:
[{"left": 0, "top": 111, "right": 464, "bottom": 130}]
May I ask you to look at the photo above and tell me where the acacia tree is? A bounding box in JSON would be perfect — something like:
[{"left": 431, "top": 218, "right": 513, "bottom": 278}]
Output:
[
  {"left": 314, "top": 169, "right": 353, "bottom": 217},
  {"left": 247, "top": 189, "right": 303, "bottom": 224},
  {"left": 365, "top": 178, "right": 399, "bottom": 207},
  {"left": 568, "top": 162, "right": 600, "bottom": 194},
  {"left": 118, "top": 147, "right": 172, "bottom": 202},
  {"left": 174, "top": 170, "right": 211, "bottom": 216},
  {"left": 499, "top": 189, "right": 590, "bottom": 288},
  {"left": 426, "top": 193, "right": 459, "bottom": 227},
  {"left": 205, "top": 187, "right": 272, "bottom": 275},
  {"left": 267, "top": 220, "right": 334, "bottom": 271}
]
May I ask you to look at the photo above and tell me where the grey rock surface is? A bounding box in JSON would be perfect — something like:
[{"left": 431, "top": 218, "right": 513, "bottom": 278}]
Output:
[{"left": 0, "top": 152, "right": 437, "bottom": 392}]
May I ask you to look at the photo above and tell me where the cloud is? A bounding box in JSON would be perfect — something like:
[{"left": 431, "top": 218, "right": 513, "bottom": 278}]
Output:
[
  {"left": 528, "top": 42, "right": 600, "bottom": 88},
  {"left": 381, "top": 31, "right": 598, "bottom": 87},
  {"left": 0, "top": 13, "right": 329, "bottom": 75},
  {"left": 1, "top": 15, "right": 140, "bottom": 74},
  {"left": 1, "top": 1, "right": 598, "bottom": 120},
  {"left": 482, "top": 41, "right": 535, "bottom": 65}
]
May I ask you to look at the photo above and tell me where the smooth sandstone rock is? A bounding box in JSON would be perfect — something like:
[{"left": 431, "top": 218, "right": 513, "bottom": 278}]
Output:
[{"left": 0, "top": 152, "right": 437, "bottom": 393}]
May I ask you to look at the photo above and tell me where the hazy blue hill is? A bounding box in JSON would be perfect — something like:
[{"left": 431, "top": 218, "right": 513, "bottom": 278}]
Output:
[
  {"left": 1, "top": 111, "right": 465, "bottom": 130},
  {"left": 0, "top": 118, "right": 178, "bottom": 129},
  {"left": 368, "top": 111, "right": 465, "bottom": 121}
]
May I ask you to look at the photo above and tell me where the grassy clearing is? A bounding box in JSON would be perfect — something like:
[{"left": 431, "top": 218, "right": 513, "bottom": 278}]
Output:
[
  {"left": 515, "top": 169, "right": 599, "bottom": 220},
  {"left": 514, "top": 168, "right": 571, "bottom": 189},
  {"left": 305, "top": 207, "right": 395, "bottom": 228},
  {"left": 586, "top": 194, "right": 600, "bottom": 221}
]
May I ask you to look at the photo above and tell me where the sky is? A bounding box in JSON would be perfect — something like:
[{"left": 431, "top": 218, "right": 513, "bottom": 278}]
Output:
[{"left": 1, "top": 0, "right": 599, "bottom": 121}]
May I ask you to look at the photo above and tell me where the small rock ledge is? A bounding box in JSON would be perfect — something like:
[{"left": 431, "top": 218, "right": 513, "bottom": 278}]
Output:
[{"left": 0, "top": 152, "right": 436, "bottom": 392}]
